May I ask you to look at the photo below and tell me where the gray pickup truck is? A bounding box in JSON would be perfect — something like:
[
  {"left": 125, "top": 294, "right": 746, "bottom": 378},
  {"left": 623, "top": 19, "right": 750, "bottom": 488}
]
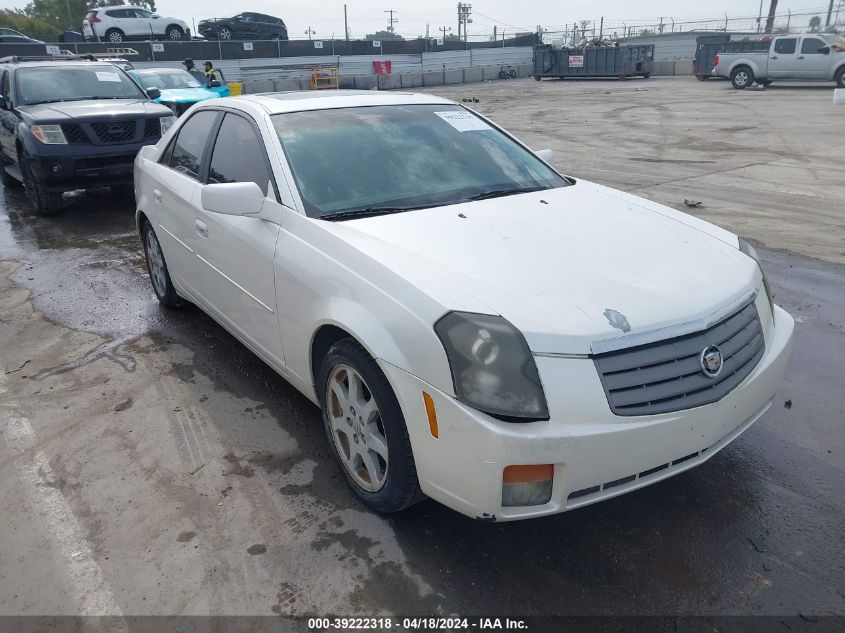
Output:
[{"left": 714, "top": 34, "right": 845, "bottom": 89}]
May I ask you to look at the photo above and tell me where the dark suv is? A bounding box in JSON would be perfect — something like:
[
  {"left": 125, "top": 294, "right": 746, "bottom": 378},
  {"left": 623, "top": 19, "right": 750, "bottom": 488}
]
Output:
[
  {"left": 198, "top": 13, "right": 288, "bottom": 40},
  {"left": 0, "top": 56, "right": 174, "bottom": 215}
]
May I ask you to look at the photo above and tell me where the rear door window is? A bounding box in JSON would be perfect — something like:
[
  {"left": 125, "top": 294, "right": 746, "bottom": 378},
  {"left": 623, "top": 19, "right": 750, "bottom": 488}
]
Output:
[
  {"left": 800, "top": 38, "right": 827, "bottom": 54},
  {"left": 774, "top": 38, "right": 797, "bottom": 54},
  {"left": 167, "top": 110, "right": 219, "bottom": 179}
]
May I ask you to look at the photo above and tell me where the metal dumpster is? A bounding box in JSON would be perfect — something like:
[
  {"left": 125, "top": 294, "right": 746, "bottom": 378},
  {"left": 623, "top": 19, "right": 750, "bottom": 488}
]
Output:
[
  {"left": 694, "top": 35, "right": 770, "bottom": 80},
  {"left": 533, "top": 44, "right": 654, "bottom": 80}
]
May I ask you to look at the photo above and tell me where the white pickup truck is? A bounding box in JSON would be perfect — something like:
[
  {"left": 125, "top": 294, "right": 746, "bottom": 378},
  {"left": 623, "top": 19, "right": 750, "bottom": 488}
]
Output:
[{"left": 714, "top": 34, "right": 845, "bottom": 89}]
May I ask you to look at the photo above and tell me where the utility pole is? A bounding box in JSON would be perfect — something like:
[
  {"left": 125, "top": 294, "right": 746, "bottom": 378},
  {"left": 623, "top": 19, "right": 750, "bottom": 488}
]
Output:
[
  {"left": 457, "top": 3, "right": 473, "bottom": 42},
  {"left": 599, "top": 16, "right": 604, "bottom": 40},
  {"left": 344, "top": 4, "right": 349, "bottom": 42},
  {"left": 827, "top": 0, "right": 835, "bottom": 25},
  {"left": 304, "top": 26, "right": 316, "bottom": 40},
  {"left": 438, "top": 25, "right": 451, "bottom": 41},
  {"left": 764, "top": 0, "right": 779, "bottom": 33},
  {"left": 384, "top": 9, "right": 399, "bottom": 35},
  {"left": 756, "top": 0, "right": 765, "bottom": 32}
]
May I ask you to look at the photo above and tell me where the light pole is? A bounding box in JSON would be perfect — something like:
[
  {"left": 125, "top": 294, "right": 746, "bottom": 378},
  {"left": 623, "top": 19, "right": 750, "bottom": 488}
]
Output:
[{"left": 304, "top": 27, "right": 316, "bottom": 40}]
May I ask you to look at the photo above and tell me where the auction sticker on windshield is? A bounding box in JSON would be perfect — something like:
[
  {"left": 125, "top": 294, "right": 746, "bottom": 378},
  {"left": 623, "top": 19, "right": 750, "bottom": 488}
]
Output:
[
  {"left": 95, "top": 71, "right": 121, "bottom": 82},
  {"left": 434, "top": 110, "right": 491, "bottom": 132}
]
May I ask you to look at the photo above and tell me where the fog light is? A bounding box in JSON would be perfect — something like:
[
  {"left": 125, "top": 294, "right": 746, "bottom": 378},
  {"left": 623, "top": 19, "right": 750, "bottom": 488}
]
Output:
[
  {"left": 51, "top": 164, "right": 62, "bottom": 175},
  {"left": 501, "top": 464, "right": 553, "bottom": 507}
]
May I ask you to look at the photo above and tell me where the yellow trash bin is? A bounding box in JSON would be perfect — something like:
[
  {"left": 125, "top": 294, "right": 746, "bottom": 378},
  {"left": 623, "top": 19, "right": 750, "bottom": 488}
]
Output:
[{"left": 227, "top": 82, "right": 243, "bottom": 96}]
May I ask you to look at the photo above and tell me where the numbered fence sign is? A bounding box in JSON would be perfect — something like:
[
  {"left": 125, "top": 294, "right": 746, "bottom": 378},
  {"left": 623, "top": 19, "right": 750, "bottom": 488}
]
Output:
[
  {"left": 151, "top": 43, "right": 164, "bottom": 52},
  {"left": 243, "top": 42, "right": 254, "bottom": 51},
  {"left": 314, "top": 40, "right": 324, "bottom": 49},
  {"left": 45, "top": 45, "right": 60, "bottom": 55},
  {"left": 372, "top": 40, "right": 381, "bottom": 48}
]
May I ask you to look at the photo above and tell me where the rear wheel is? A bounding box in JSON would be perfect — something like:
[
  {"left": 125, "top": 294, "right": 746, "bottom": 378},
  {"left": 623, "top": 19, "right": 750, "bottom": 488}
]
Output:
[
  {"left": 142, "top": 221, "right": 183, "bottom": 308},
  {"left": 318, "top": 338, "right": 423, "bottom": 513},
  {"left": 835, "top": 66, "right": 845, "bottom": 89},
  {"left": 166, "top": 25, "right": 184, "bottom": 40},
  {"left": 498, "top": 69, "right": 507, "bottom": 79},
  {"left": 218, "top": 26, "right": 231, "bottom": 40},
  {"left": 730, "top": 66, "right": 754, "bottom": 89},
  {"left": 21, "top": 155, "right": 62, "bottom": 215},
  {"left": 0, "top": 163, "right": 21, "bottom": 188},
  {"left": 105, "top": 28, "right": 124, "bottom": 43},
  {"left": 508, "top": 68, "right": 517, "bottom": 79}
]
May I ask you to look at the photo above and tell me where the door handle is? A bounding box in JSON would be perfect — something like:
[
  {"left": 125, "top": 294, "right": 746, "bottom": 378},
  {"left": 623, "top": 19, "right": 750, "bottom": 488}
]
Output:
[
  {"left": 770, "top": 56, "right": 778, "bottom": 59},
  {"left": 797, "top": 56, "right": 805, "bottom": 59},
  {"left": 195, "top": 219, "right": 208, "bottom": 238},
  {"left": 153, "top": 188, "right": 162, "bottom": 204}
]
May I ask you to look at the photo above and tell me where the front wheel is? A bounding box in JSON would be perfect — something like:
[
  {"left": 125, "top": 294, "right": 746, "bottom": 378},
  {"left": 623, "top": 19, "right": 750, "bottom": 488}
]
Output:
[
  {"left": 142, "top": 221, "right": 183, "bottom": 308},
  {"left": 318, "top": 338, "right": 423, "bottom": 513},
  {"left": 730, "top": 66, "right": 754, "bottom": 89},
  {"left": 21, "top": 155, "right": 62, "bottom": 215},
  {"left": 218, "top": 26, "right": 231, "bottom": 40},
  {"left": 0, "top": 163, "right": 21, "bottom": 188},
  {"left": 166, "top": 25, "right": 184, "bottom": 40},
  {"left": 835, "top": 66, "right": 845, "bottom": 89},
  {"left": 508, "top": 68, "right": 517, "bottom": 79},
  {"left": 498, "top": 69, "right": 507, "bottom": 79}
]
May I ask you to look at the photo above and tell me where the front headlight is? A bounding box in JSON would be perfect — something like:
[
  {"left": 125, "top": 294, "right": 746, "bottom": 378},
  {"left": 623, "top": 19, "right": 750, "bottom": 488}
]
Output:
[
  {"left": 31, "top": 124, "right": 67, "bottom": 144},
  {"left": 739, "top": 237, "right": 775, "bottom": 316},
  {"left": 435, "top": 312, "right": 549, "bottom": 421},
  {"left": 159, "top": 115, "right": 177, "bottom": 135}
]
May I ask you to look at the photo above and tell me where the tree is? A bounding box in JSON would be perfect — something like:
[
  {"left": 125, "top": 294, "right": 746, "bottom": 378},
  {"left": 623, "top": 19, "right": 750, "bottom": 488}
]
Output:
[
  {"left": 364, "top": 30, "right": 404, "bottom": 41},
  {"left": 808, "top": 15, "right": 821, "bottom": 31},
  {"left": 0, "top": 9, "right": 62, "bottom": 40}
]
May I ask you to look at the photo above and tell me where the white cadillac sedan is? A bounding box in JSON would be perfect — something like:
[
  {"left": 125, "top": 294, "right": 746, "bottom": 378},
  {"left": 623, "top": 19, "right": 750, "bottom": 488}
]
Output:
[{"left": 134, "top": 91, "right": 794, "bottom": 521}]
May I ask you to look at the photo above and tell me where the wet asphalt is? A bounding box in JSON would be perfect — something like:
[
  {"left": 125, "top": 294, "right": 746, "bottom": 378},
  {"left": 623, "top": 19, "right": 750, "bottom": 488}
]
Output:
[{"left": 0, "top": 178, "right": 843, "bottom": 620}]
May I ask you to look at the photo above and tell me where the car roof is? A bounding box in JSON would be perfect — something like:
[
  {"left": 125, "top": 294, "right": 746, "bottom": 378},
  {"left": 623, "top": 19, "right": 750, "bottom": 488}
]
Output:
[
  {"left": 136, "top": 67, "right": 187, "bottom": 74},
  {"left": 226, "top": 90, "right": 456, "bottom": 115},
  {"left": 0, "top": 60, "right": 124, "bottom": 69}
]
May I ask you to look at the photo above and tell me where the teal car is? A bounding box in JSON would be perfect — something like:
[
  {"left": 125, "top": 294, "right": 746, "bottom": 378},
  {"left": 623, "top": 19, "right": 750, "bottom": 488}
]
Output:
[{"left": 130, "top": 68, "right": 231, "bottom": 116}]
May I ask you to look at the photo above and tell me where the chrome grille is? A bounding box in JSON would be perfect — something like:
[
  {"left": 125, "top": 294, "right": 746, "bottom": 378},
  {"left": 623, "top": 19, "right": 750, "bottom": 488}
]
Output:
[
  {"left": 594, "top": 300, "right": 765, "bottom": 416},
  {"left": 91, "top": 120, "right": 136, "bottom": 144}
]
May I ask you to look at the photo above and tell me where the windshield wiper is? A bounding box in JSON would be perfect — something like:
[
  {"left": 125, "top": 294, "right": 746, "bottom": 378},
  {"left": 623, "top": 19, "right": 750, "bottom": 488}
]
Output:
[
  {"left": 467, "top": 185, "right": 547, "bottom": 201},
  {"left": 28, "top": 96, "right": 129, "bottom": 105},
  {"left": 320, "top": 205, "right": 432, "bottom": 222}
]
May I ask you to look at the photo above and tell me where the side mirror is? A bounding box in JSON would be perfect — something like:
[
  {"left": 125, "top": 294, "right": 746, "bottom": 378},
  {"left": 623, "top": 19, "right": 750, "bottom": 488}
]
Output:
[
  {"left": 145, "top": 86, "right": 161, "bottom": 100},
  {"left": 821, "top": 46, "right": 830, "bottom": 55},
  {"left": 151, "top": 14, "right": 160, "bottom": 19},
  {"left": 535, "top": 148, "right": 554, "bottom": 163},
  {"left": 234, "top": 16, "right": 243, "bottom": 21},
  {"left": 201, "top": 182, "right": 265, "bottom": 216}
]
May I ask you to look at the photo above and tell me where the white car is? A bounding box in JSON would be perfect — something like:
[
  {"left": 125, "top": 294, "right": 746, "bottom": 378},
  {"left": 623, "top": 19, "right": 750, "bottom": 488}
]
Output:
[
  {"left": 83, "top": 5, "right": 189, "bottom": 43},
  {"left": 134, "top": 92, "right": 794, "bottom": 521}
]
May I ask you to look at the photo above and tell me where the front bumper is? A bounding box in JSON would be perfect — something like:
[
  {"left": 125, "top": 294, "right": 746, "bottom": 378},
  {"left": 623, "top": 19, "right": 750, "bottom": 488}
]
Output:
[
  {"left": 380, "top": 304, "right": 794, "bottom": 521},
  {"left": 26, "top": 141, "right": 158, "bottom": 191}
]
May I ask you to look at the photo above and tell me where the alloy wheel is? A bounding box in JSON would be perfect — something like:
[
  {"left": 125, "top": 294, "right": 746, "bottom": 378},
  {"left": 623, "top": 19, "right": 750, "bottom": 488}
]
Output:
[
  {"left": 145, "top": 229, "right": 167, "bottom": 298},
  {"left": 326, "top": 364, "right": 389, "bottom": 492}
]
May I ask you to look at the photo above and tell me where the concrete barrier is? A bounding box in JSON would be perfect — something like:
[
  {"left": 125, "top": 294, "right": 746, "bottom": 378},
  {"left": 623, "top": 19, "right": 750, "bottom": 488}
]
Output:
[
  {"left": 339, "top": 75, "right": 355, "bottom": 89},
  {"left": 463, "top": 67, "right": 483, "bottom": 83},
  {"left": 400, "top": 73, "right": 423, "bottom": 88},
  {"left": 674, "top": 59, "right": 694, "bottom": 76},
  {"left": 353, "top": 75, "right": 378, "bottom": 90},
  {"left": 482, "top": 65, "right": 501, "bottom": 81},
  {"left": 377, "top": 74, "right": 402, "bottom": 90},
  {"left": 518, "top": 63, "right": 534, "bottom": 78},
  {"left": 444, "top": 69, "right": 463, "bottom": 85},
  {"left": 272, "top": 78, "right": 303, "bottom": 91},
  {"left": 652, "top": 61, "right": 676, "bottom": 76},
  {"left": 243, "top": 78, "right": 274, "bottom": 94},
  {"left": 422, "top": 72, "right": 444, "bottom": 87}
]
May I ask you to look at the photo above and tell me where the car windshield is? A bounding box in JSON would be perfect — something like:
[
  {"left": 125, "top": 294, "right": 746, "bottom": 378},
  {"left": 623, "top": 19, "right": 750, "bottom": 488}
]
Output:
[
  {"left": 137, "top": 70, "right": 203, "bottom": 90},
  {"left": 272, "top": 104, "right": 569, "bottom": 218},
  {"left": 17, "top": 66, "right": 143, "bottom": 105}
]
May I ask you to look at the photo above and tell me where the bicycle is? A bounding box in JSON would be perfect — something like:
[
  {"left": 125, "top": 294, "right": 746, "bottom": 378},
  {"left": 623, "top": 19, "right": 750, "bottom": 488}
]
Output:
[{"left": 497, "top": 65, "right": 517, "bottom": 79}]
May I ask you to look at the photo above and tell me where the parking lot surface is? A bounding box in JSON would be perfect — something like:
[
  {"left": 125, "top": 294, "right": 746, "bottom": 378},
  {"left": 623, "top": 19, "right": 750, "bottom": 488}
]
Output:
[{"left": 0, "top": 77, "right": 843, "bottom": 619}]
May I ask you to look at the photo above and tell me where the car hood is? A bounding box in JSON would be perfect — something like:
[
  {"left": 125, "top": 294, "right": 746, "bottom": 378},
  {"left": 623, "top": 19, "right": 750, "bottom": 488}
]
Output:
[
  {"left": 324, "top": 180, "right": 759, "bottom": 354},
  {"left": 17, "top": 99, "right": 170, "bottom": 121},
  {"left": 157, "top": 89, "right": 220, "bottom": 104}
]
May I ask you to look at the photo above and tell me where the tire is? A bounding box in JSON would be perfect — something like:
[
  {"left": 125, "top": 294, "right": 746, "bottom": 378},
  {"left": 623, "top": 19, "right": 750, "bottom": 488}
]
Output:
[
  {"left": 105, "top": 28, "right": 124, "bottom": 43},
  {"left": 20, "top": 155, "right": 62, "bottom": 215},
  {"left": 508, "top": 68, "right": 517, "bottom": 79},
  {"left": 317, "top": 338, "right": 423, "bottom": 513},
  {"left": 498, "top": 69, "right": 507, "bottom": 79},
  {"left": 534, "top": 75, "right": 541, "bottom": 81},
  {"left": 0, "top": 163, "right": 21, "bottom": 188},
  {"left": 218, "top": 26, "right": 231, "bottom": 40},
  {"left": 730, "top": 66, "right": 754, "bottom": 89},
  {"left": 835, "top": 66, "right": 845, "bottom": 89},
  {"left": 141, "top": 221, "right": 183, "bottom": 308},
  {"left": 166, "top": 25, "right": 183, "bottom": 41},
  {"left": 642, "top": 73, "right": 651, "bottom": 79}
]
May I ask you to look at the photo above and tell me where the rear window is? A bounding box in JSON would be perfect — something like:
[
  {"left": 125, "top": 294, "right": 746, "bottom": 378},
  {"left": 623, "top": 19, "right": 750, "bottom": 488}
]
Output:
[
  {"left": 16, "top": 66, "right": 143, "bottom": 105},
  {"left": 774, "top": 38, "right": 797, "bottom": 54}
]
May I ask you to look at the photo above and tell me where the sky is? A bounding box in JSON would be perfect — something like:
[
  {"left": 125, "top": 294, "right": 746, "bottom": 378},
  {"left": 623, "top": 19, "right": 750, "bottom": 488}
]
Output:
[{"left": 0, "top": 0, "right": 840, "bottom": 39}]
